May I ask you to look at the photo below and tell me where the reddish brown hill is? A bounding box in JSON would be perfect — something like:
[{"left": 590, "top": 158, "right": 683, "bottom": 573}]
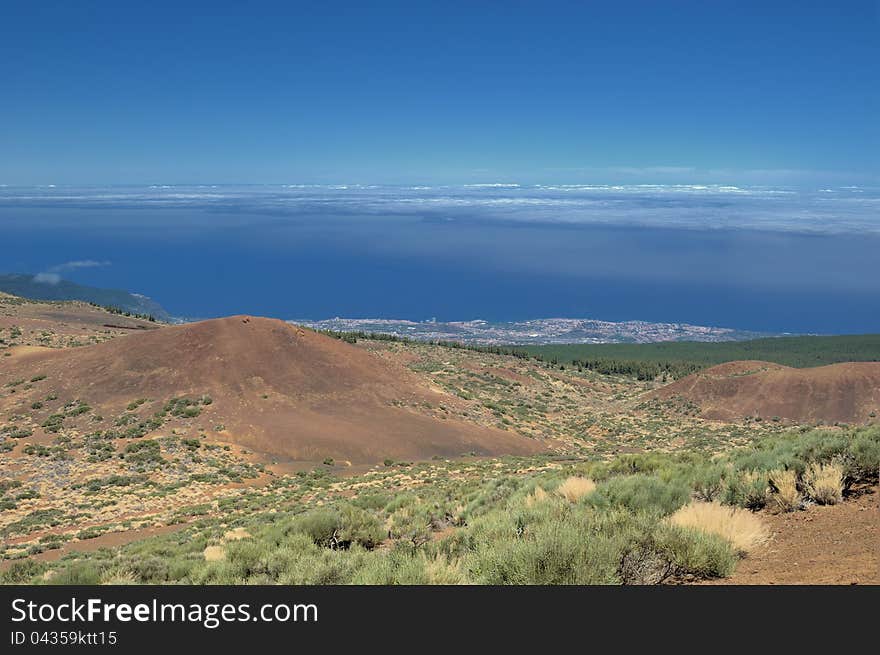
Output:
[
  {"left": 0, "top": 316, "right": 543, "bottom": 462},
  {"left": 652, "top": 360, "right": 880, "bottom": 424}
]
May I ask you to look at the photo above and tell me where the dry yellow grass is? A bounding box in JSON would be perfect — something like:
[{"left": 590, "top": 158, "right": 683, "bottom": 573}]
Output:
[
  {"left": 203, "top": 545, "right": 226, "bottom": 562},
  {"left": 524, "top": 485, "right": 549, "bottom": 507},
  {"left": 99, "top": 567, "right": 138, "bottom": 585},
  {"left": 556, "top": 476, "right": 596, "bottom": 502},
  {"left": 803, "top": 461, "right": 844, "bottom": 505},
  {"left": 223, "top": 527, "right": 252, "bottom": 541},
  {"left": 769, "top": 468, "right": 801, "bottom": 513},
  {"left": 421, "top": 553, "right": 466, "bottom": 584},
  {"left": 669, "top": 501, "right": 768, "bottom": 553}
]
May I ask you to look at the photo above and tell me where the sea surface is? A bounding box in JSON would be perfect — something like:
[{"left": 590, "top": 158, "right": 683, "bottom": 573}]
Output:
[{"left": 1, "top": 184, "right": 878, "bottom": 334}]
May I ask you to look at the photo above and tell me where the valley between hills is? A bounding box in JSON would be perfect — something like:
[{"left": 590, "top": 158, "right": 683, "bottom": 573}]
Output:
[{"left": 0, "top": 292, "right": 877, "bottom": 584}]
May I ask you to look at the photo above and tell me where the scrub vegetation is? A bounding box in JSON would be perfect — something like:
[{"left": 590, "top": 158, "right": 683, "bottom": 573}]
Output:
[
  {"left": 3, "top": 426, "right": 876, "bottom": 585},
  {"left": 1, "top": 297, "right": 878, "bottom": 585}
]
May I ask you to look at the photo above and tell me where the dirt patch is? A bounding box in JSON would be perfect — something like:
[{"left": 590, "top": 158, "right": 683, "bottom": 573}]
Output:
[
  {"left": 4, "top": 345, "right": 55, "bottom": 360},
  {"left": 0, "top": 523, "right": 188, "bottom": 570},
  {"left": 0, "top": 315, "right": 544, "bottom": 463},
  {"left": 483, "top": 367, "right": 536, "bottom": 386},
  {"left": 705, "top": 487, "right": 879, "bottom": 585}
]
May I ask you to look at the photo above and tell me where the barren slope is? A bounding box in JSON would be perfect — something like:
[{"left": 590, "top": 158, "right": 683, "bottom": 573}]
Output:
[
  {"left": 0, "top": 292, "right": 158, "bottom": 351},
  {"left": 653, "top": 360, "right": 880, "bottom": 423},
  {"left": 0, "top": 315, "right": 543, "bottom": 462},
  {"left": 705, "top": 487, "right": 879, "bottom": 585}
]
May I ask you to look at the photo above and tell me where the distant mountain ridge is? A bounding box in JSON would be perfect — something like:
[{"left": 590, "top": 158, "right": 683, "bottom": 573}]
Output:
[{"left": 0, "top": 273, "right": 172, "bottom": 321}]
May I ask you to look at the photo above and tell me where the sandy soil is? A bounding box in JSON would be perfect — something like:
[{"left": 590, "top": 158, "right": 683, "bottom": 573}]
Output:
[{"left": 707, "top": 486, "right": 879, "bottom": 585}]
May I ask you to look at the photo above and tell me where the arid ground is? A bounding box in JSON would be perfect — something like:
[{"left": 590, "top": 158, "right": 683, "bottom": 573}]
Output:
[{"left": 1, "top": 293, "right": 877, "bottom": 584}]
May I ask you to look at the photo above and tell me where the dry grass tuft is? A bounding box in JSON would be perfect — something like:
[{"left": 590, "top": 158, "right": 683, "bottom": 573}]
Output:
[
  {"left": 803, "top": 461, "right": 844, "bottom": 505},
  {"left": 525, "top": 485, "right": 549, "bottom": 507},
  {"left": 769, "top": 469, "right": 801, "bottom": 513},
  {"left": 224, "top": 527, "right": 252, "bottom": 541},
  {"left": 422, "top": 553, "right": 466, "bottom": 584},
  {"left": 99, "top": 567, "right": 138, "bottom": 585},
  {"left": 669, "top": 501, "right": 768, "bottom": 553},
  {"left": 556, "top": 476, "right": 596, "bottom": 502},
  {"left": 203, "top": 545, "right": 226, "bottom": 562}
]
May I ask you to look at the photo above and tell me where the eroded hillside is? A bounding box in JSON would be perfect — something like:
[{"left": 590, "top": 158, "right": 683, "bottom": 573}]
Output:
[{"left": 1, "top": 295, "right": 877, "bottom": 581}]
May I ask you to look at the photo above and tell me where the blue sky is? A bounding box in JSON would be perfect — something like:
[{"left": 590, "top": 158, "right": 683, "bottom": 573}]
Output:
[{"left": 2, "top": 1, "right": 877, "bottom": 185}]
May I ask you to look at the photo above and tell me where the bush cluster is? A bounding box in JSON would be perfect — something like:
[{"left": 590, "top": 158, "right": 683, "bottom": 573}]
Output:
[{"left": 3, "top": 426, "right": 877, "bottom": 586}]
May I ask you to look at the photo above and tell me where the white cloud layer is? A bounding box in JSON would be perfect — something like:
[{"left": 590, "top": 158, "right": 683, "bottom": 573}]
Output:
[
  {"left": 1, "top": 185, "right": 878, "bottom": 235},
  {"left": 33, "top": 260, "right": 112, "bottom": 284},
  {"left": 49, "top": 259, "right": 111, "bottom": 272}
]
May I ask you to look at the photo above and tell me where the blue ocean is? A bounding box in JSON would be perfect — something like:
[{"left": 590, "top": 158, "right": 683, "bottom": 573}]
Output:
[{"left": 1, "top": 184, "right": 878, "bottom": 334}]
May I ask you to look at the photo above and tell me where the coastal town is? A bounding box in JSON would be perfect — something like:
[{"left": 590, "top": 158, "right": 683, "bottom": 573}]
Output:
[{"left": 291, "top": 317, "right": 771, "bottom": 345}]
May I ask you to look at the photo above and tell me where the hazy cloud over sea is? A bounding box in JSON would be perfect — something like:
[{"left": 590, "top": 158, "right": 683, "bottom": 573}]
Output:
[
  {"left": 0, "top": 184, "right": 877, "bottom": 235},
  {"left": 33, "top": 260, "right": 112, "bottom": 285},
  {"left": 1, "top": 184, "right": 878, "bottom": 333}
]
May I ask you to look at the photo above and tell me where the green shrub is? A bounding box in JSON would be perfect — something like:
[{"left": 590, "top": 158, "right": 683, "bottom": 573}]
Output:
[
  {"left": 466, "top": 518, "right": 620, "bottom": 584},
  {"left": 351, "top": 492, "right": 390, "bottom": 511},
  {"left": 290, "top": 504, "right": 384, "bottom": 550},
  {"left": 383, "top": 493, "right": 417, "bottom": 514},
  {"left": 128, "top": 556, "right": 176, "bottom": 583},
  {"left": 41, "top": 414, "right": 65, "bottom": 433},
  {"left": 1, "top": 509, "right": 66, "bottom": 537},
  {"left": 599, "top": 452, "right": 672, "bottom": 479},
  {"left": 352, "top": 547, "right": 466, "bottom": 584},
  {"left": 0, "top": 558, "right": 47, "bottom": 583},
  {"left": 291, "top": 509, "right": 342, "bottom": 547},
  {"left": 655, "top": 524, "right": 737, "bottom": 578},
  {"left": 65, "top": 402, "right": 91, "bottom": 417},
  {"left": 49, "top": 563, "right": 102, "bottom": 585},
  {"left": 689, "top": 464, "right": 726, "bottom": 502},
  {"left": 201, "top": 536, "right": 366, "bottom": 584},
  {"left": 387, "top": 511, "right": 432, "bottom": 546},
  {"left": 163, "top": 397, "right": 205, "bottom": 418},
  {"left": 845, "top": 430, "right": 880, "bottom": 484},
  {"left": 123, "top": 439, "right": 163, "bottom": 465},
  {"left": 460, "top": 504, "right": 686, "bottom": 585},
  {"left": 462, "top": 475, "right": 525, "bottom": 519},
  {"left": 76, "top": 526, "right": 106, "bottom": 540},
  {"left": 723, "top": 470, "right": 769, "bottom": 510},
  {"left": 336, "top": 504, "right": 385, "bottom": 549},
  {"left": 588, "top": 475, "right": 690, "bottom": 516}
]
